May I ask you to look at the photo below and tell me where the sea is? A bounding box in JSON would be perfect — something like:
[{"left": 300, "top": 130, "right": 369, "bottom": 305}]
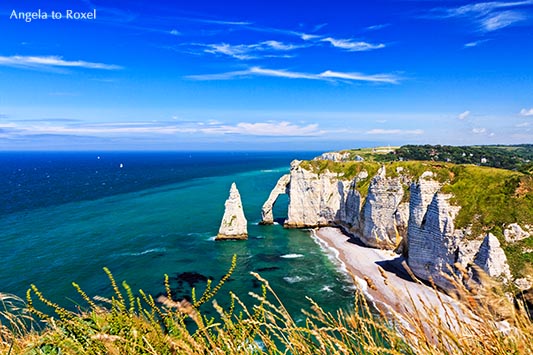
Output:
[{"left": 0, "top": 151, "right": 354, "bottom": 319}]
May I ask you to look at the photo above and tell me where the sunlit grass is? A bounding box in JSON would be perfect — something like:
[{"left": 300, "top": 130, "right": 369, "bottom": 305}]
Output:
[{"left": 1, "top": 256, "right": 531, "bottom": 354}]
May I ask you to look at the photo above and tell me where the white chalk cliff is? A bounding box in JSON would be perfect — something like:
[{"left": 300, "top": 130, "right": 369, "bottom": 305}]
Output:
[
  {"left": 359, "top": 166, "right": 408, "bottom": 249},
  {"left": 474, "top": 233, "right": 511, "bottom": 281},
  {"left": 216, "top": 183, "right": 248, "bottom": 240},
  {"left": 260, "top": 159, "right": 524, "bottom": 291}
]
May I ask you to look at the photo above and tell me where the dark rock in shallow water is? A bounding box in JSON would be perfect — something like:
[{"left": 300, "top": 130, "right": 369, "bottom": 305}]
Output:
[
  {"left": 175, "top": 271, "right": 213, "bottom": 288},
  {"left": 251, "top": 278, "right": 262, "bottom": 289},
  {"left": 256, "top": 266, "right": 280, "bottom": 272}
]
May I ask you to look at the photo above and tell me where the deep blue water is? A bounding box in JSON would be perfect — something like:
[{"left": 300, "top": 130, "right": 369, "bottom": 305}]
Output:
[{"left": 0, "top": 151, "right": 354, "bottom": 319}]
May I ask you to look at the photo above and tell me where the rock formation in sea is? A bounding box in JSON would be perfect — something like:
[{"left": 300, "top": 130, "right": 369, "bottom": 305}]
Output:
[
  {"left": 260, "top": 157, "right": 530, "bottom": 291},
  {"left": 216, "top": 182, "right": 248, "bottom": 240},
  {"left": 260, "top": 174, "right": 290, "bottom": 225}
]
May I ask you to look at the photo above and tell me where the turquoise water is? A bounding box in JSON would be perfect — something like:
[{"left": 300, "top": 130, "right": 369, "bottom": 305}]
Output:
[{"left": 0, "top": 152, "right": 354, "bottom": 318}]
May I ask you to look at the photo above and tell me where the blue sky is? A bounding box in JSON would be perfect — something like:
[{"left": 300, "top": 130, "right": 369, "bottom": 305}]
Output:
[{"left": 1, "top": 0, "right": 532, "bottom": 150}]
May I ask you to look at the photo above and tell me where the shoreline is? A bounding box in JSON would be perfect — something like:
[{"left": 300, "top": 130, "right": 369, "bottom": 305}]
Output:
[{"left": 312, "top": 227, "right": 467, "bottom": 320}]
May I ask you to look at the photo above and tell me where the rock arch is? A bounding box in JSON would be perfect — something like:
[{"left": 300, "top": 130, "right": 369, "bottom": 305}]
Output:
[{"left": 260, "top": 174, "right": 290, "bottom": 225}]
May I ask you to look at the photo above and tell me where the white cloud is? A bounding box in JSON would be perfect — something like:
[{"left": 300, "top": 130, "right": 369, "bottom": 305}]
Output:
[
  {"left": 520, "top": 108, "right": 533, "bottom": 116},
  {"left": 318, "top": 70, "right": 399, "bottom": 84},
  {"left": 472, "top": 127, "right": 487, "bottom": 134},
  {"left": 516, "top": 122, "right": 530, "bottom": 127},
  {"left": 0, "top": 55, "right": 122, "bottom": 70},
  {"left": 301, "top": 33, "right": 321, "bottom": 41},
  {"left": 1, "top": 120, "right": 324, "bottom": 138},
  {"left": 365, "top": 23, "right": 391, "bottom": 31},
  {"left": 458, "top": 110, "right": 471, "bottom": 120},
  {"left": 320, "top": 37, "right": 385, "bottom": 51},
  {"left": 481, "top": 10, "right": 525, "bottom": 30},
  {"left": 464, "top": 39, "right": 490, "bottom": 47},
  {"left": 365, "top": 129, "right": 424, "bottom": 135},
  {"left": 187, "top": 66, "right": 401, "bottom": 84},
  {"left": 2, "top": 121, "right": 195, "bottom": 136},
  {"left": 170, "top": 29, "right": 180, "bottom": 36},
  {"left": 200, "top": 40, "right": 301, "bottom": 60},
  {"left": 448, "top": 1, "right": 533, "bottom": 16},
  {"left": 434, "top": 1, "right": 533, "bottom": 32},
  {"left": 201, "top": 121, "right": 323, "bottom": 136}
]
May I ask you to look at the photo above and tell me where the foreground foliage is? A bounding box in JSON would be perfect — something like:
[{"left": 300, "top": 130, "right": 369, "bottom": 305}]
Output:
[{"left": 0, "top": 257, "right": 532, "bottom": 354}]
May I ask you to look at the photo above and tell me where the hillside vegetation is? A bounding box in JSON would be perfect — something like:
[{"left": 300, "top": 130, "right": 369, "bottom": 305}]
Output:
[{"left": 339, "top": 144, "right": 533, "bottom": 173}]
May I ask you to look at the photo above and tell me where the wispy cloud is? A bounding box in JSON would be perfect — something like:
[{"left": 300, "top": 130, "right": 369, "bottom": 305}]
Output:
[
  {"left": 365, "top": 23, "right": 391, "bottom": 31},
  {"left": 365, "top": 129, "right": 424, "bottom": 135},
  {"left": 201, "top": 121, "right": 323, "bottom": 136},
  {"left": 458, "top": 110, "right": 471, "bottom": 120},
  {"left": 1, "top": 119, "right": 323, "bottom": 138},
  {"left": 186, "top": 66, "right": 400, "bottom": 84},
  {"left": 464, "top": 39, "right": 491, "bottom": 47},
  {"left": 432, "top": 1, "right": 533, "bottom": 32},
  {"left": 180, "top": 17, "right": 252, "bottom": 26},
  {"left": 0, "top": 55, "right": 122, "bottom": 70},
  {"left": 320, "top": 37, "right": 385, "bottom": 51},
  {"left": 520, "top": 108, "right": 533, "bottom": 116},
  {"left": 199, "top": 40, "right": 301, "bottom": 60},
  {"left": 472, "top": 127, "right": 487, "bottom": 134},
  {"left": 482, "top": 10, "right": 526, "bottom": 30}
]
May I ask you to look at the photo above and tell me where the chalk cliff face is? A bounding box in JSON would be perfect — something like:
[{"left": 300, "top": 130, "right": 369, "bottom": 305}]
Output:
[
  {"left": 216, "top": 183, "right": 248, "bottom": 240},
  {"left": 406, "top": 172, "right": 442, "bottom": 254},
  {"left": 406, "top": 193, "right": 462, "bottom": 289},
  {"left": 474, "top": 233, "right": 511, "bottom": 281},
  {"left": 284, "top": 160, "right": 355, "bottom": 228},
  {"left": 261, "top": 159, "right": 523, "bottom": 290},
  {"left": 359, "top": 166, "right": 407, "bottom": 249}
]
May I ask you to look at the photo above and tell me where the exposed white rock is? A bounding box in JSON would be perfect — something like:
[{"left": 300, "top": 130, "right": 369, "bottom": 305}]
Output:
[
  {"left": 357, "top": 170, "right": 369, "bottom": 180},
  {"left": 514, "top": 277, "right": 532, "bottom": 291},
  {"left": 260, "top": 174, "right": 290, "bottom": 224},
  {"left": 315, "top": 151, "right": 351, "bottom": 162},
  {"left": 407, "top": 193, "right": 462, "bottom": 290},
  {"left": 285, "top": 160, "right": 357, "bottom": 228},
  {"left": 359, "top": 166, "right": 406, "bottom": 249},
  {"left": 474, "top": 233, "right": 511, "bottom": 282},
  {"left": 504, "top": 223, "right": 530, "bottom": 243},
  {"left": 216, "top": 183, "right": 248, "bottom": 240},
  {"left": 406, "top": 174, "right": 442, "bottom": 257},
  {"left": 457, "top": 238, "right": 483, "bottom": 267}
]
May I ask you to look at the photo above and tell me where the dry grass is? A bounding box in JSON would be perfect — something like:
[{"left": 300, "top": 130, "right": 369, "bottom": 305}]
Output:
[{"left": 0, "top": 256, "right": 532, "bottom": 354}]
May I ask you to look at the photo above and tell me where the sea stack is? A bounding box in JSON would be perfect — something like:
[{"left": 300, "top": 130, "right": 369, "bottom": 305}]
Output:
[{"left": 216, "top": 182, "right": 248, "bottom": 240}]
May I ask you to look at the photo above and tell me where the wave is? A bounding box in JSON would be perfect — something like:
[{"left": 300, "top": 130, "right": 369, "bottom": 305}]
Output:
[
  {"left": 309, "top": 230, "right": 372, "bottom": 300},
  {"left": 121, "top": 248, "right": 167, "bottom": 257},
  {"left": 283, "top": 276, "right": 309, "bottom": 284},
  {"left": 280, "top": 253, "right": 304, "bottom": 259},
  {"left": 321, "top": 285, "right": 333, "bottom": 293}
]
